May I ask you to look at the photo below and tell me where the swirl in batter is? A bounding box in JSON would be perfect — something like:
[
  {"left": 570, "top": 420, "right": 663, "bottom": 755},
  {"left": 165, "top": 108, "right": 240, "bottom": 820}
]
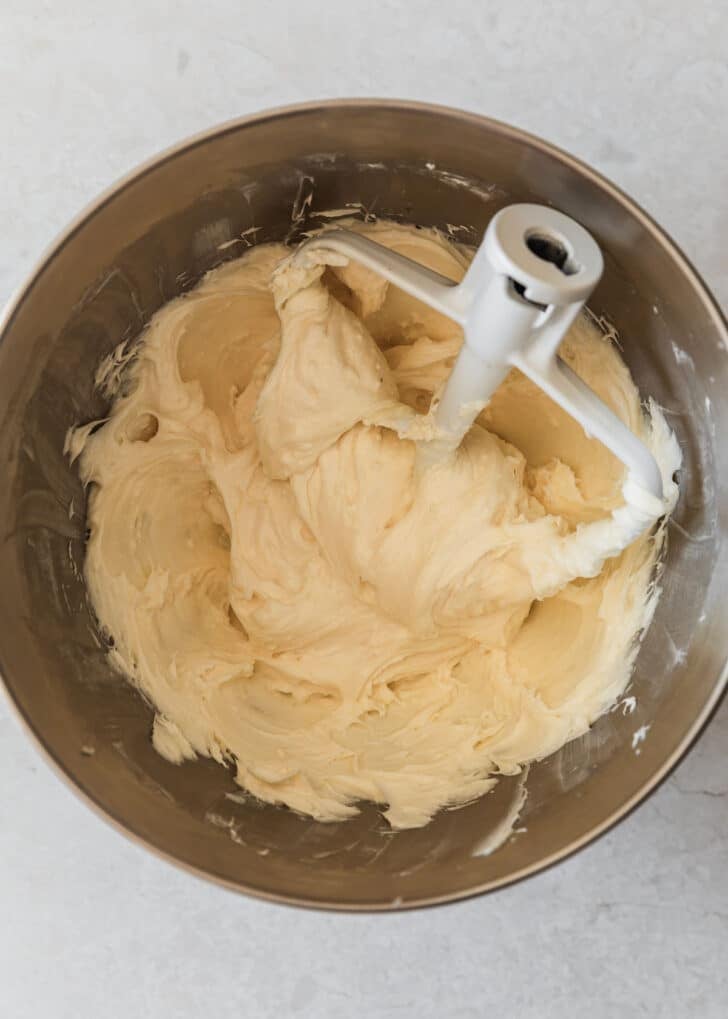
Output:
[{"left": 73, "top": 222, "right": 679, "bottom": 828}]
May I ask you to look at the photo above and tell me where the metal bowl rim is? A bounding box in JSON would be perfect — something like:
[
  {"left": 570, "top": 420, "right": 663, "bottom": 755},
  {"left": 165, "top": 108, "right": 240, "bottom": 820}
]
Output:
[{"left": 1, "top": 97, "right": 726, "bottom": 911}]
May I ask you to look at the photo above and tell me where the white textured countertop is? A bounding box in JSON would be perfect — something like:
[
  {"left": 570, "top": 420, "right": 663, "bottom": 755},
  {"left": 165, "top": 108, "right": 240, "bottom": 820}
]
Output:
[{"left": 1, "top": 2, "right": 726, "bottom": 1016}]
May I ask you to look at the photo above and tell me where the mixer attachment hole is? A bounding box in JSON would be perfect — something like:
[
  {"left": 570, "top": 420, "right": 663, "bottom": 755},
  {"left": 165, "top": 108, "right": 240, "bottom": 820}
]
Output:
[{"left": 526, "top": 232, "right": 579, "bottom": 276}]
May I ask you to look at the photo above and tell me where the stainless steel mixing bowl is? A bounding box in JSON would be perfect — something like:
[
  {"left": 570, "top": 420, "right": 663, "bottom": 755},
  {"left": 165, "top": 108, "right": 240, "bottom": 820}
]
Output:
[{"left": 0, "top": 100, "right": 725, "bottom": 910}]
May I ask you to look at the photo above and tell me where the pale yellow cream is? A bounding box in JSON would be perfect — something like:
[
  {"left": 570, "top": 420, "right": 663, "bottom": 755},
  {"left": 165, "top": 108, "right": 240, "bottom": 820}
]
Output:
[{"left": 72, "top": 222, "right": 679, "bottom": 829}]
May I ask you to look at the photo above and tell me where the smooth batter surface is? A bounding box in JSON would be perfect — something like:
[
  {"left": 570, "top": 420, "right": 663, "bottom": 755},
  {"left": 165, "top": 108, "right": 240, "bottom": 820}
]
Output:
[{"left": 72, "top": 222, "right": 679, "bottom": 829}]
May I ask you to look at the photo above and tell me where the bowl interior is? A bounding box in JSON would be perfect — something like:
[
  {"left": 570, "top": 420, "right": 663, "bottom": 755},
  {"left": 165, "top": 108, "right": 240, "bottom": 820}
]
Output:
[{"left": 0, "top": 103, "right": 726, "bottom": 908}]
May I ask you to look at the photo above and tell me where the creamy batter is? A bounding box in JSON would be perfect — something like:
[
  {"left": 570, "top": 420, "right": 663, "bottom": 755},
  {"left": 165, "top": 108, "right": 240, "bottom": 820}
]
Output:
[{"left": 71, "top": 221, "right": 679, "bottom": 829}]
